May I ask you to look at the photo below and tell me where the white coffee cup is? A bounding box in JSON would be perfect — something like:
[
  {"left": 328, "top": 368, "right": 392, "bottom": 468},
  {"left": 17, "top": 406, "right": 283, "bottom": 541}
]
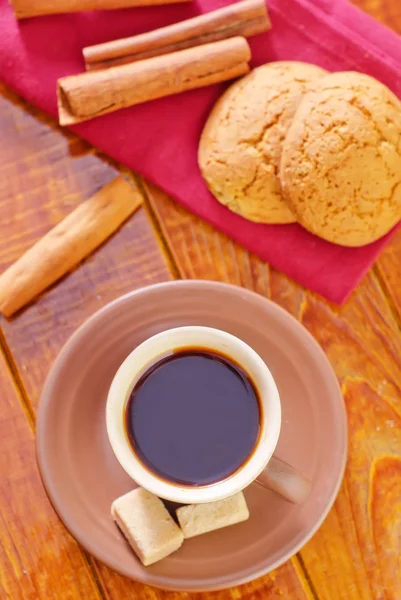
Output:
[{"left": 106, "top": 326, "right": 310, "bottom": 504}]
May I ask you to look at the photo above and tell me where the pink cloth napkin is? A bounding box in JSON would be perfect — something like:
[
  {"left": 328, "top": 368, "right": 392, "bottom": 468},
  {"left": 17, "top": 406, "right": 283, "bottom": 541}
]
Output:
[{"left": 0, "top": 0, "right": 400, "bottom": 303}]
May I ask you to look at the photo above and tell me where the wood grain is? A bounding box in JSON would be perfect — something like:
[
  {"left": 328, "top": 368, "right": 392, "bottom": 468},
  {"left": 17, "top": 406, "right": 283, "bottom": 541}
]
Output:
[
  {"left": 0, "top": 89, "right": 313, "bottom": 599},
  {"left": 352, "top": 0, "right": 401, "bottom": 29},
  {"left": 95, "top": 559, "right": 314, "bottom": 600},
  {"left": 375, "top": 229, "right": 401, "bottom": 327},
  {"left": 144, "top": 181, "right": 401, "bottom": 600},
  {"left": 0, "top": 346, "right": 102, "bottom": 600}
]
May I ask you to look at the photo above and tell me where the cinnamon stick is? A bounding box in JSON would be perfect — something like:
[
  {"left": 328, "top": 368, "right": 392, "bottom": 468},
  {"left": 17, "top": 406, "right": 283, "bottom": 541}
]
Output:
[
  {"left": 58, "top": 37, "right": 251, "bottom": 126},
  {"left": 84, "top": 0, "right": 270, "bottom": 71},
  {"left": 11, "top": 0, "right": 191, "bottom": 19},
  {"left": 0, "top": 177, "right": 141, "bottom": 317}
]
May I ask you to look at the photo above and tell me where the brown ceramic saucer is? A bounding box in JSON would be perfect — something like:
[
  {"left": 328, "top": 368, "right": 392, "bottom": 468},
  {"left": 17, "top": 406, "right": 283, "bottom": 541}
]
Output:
[{"left": 36, "top": 281, "right": 347, "bottom": 592}]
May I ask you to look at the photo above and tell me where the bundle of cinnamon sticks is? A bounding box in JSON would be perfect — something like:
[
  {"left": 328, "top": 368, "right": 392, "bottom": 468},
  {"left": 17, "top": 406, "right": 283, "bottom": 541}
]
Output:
[{"left": 57, "top": 0, "right": 271, "bottom": 126}]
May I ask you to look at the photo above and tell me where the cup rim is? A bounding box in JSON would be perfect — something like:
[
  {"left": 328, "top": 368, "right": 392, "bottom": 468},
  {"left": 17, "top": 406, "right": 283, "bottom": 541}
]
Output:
[{"left": 106, "top": 326, "right": 281, "bottom": 503}]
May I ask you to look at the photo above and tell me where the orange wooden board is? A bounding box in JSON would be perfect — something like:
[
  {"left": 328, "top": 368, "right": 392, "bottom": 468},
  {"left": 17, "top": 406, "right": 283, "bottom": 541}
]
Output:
[{"left": 0, "top": 347, "right": 103, "bottom": 600}]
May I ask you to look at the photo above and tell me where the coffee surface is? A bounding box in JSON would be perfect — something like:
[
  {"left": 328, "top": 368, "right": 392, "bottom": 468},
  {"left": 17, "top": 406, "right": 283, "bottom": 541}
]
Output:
[{"left": 125, "top": 349, "right": 260, "bottom": 486}]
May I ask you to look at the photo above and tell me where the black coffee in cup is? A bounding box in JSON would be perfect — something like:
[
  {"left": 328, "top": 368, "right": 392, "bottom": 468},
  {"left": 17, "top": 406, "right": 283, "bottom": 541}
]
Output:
[{"left": 124, "top": 348, "right": 261, "bottom": 486}]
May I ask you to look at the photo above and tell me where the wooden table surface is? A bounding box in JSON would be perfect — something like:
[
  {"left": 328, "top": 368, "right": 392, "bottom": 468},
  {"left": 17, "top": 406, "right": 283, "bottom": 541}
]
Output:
[{"left": 1, "top": 2, "right": 401, "bottom": 599}]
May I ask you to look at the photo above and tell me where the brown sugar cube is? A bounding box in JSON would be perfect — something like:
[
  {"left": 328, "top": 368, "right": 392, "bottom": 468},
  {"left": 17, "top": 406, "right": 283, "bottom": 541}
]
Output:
[
  {"left": 176, "top": 492, "right": 249, "bottom": 539},
  {"left": 111, "top": 488, "right": 184, "bottom": 565}
]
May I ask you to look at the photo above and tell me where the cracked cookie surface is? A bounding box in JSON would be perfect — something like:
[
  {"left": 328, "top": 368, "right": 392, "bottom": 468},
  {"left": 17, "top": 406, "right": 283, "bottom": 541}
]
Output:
[
  {"left": 280, "top": 71, "right": 401, "bottom": 246},
  {"left": 198, "top": 61, "right": 327, "bottom": 224}
]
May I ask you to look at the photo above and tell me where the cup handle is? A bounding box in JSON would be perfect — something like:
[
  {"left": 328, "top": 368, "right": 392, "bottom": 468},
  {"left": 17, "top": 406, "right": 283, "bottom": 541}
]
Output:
[{"left": 256, "top": 455, "right": 311, "bottom": 504}]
